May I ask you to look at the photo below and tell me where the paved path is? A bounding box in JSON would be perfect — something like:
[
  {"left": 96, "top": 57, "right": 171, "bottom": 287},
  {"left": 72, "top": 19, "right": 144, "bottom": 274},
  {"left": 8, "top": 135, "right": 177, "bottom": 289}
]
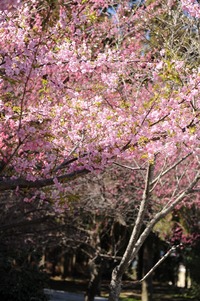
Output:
[{"left": 44, "top": 289, "right": 108, "bottom": 301}]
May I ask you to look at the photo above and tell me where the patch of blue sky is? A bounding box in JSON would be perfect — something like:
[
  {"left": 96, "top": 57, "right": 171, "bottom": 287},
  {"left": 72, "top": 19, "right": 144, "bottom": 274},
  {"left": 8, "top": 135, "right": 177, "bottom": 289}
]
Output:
[{"left": 129, "top": 0, "right": 145, "bottom": 8}]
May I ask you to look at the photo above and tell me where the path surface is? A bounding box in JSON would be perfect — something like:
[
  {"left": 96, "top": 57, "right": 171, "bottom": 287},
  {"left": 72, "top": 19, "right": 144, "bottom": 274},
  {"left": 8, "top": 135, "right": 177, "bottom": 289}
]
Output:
[{"left": 44, "top": 289, "right": 108, "bottom": 301}]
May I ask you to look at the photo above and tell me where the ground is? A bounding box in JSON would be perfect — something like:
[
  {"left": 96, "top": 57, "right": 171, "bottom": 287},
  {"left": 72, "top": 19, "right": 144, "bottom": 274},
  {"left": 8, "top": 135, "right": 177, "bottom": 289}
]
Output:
[{"left": 48, "top": 278, "right": 199, "bottom": 301}]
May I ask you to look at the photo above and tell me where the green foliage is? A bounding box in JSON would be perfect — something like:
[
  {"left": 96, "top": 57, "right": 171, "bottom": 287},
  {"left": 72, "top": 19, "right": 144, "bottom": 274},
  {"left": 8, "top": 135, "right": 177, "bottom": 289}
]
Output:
[
  {"left": 190, "top": 281, "right": 200, "bottom": 299},
  {"left": 187, "top": 254, "right": 200, "bottom": 299},
  {"left": 0, "top": 248, "right": 49, "bottom": 301}
]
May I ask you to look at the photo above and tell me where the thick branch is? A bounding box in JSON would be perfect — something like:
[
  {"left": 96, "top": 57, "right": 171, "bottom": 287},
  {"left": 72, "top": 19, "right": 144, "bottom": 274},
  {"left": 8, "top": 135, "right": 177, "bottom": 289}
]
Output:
[
  {"left": 0, "top": 168, "right": 89, "bottom": 191},
  {"left": 0, "top": 216, "right": 50, "bottom": 232}
]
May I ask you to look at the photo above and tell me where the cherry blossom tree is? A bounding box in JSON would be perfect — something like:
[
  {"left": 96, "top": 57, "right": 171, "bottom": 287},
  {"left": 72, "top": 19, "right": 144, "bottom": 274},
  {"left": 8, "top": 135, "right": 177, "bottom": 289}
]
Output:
[
  {"left": 0, "top": 0, "right": 199, "bottom": 191},
  {"left": 0, "top": 0, "right": 199, "bottom": 300}
]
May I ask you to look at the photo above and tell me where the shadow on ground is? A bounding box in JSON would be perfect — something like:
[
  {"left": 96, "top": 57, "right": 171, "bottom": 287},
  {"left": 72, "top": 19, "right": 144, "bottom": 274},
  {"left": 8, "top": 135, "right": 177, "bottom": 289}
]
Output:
[
  {"left": 47, "top": 278, "right": 199, "bottom": 301},
  {"left": 44, "top": 289, "right": 108, "bottom": 301}
]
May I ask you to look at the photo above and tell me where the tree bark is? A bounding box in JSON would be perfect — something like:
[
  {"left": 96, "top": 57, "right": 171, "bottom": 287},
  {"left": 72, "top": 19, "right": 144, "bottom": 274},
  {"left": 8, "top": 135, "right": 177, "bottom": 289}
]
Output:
[
  {"left": 108, "top": 164, "right": 154, "bottom": 301},
  {"left": 84, "top": 257, "right": 103, "bottom": 301},
  {"left": 141, "top": 238, "right": 153, "bottom": 301},
  {"left": 0, "top": 168, "right": 89, "bottom": 191},
  {"left": 109, "top": 267, "right": 123, "bottom": 301}
]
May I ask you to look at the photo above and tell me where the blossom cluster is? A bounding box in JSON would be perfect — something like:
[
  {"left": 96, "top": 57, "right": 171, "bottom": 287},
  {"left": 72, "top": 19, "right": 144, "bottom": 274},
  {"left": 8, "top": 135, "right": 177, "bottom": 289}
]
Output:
[
  {"left": 181, "top": 0, "right": 200, "bottom": 18},
  {"left": 0, "top": 0, "right": 199, "bottom": 189}
]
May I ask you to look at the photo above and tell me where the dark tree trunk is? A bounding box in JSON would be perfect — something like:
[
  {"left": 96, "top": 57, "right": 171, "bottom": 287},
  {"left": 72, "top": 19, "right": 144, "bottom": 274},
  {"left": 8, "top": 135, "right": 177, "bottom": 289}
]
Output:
[
  {"left": 84, "top": 257, "right": 103, "bottom": 301},
  {"left": 141, "top": 238, "right": 153, "bottom": 301},
  {"left": 137, "top": 245, "right": 144, "bottom": 281}
]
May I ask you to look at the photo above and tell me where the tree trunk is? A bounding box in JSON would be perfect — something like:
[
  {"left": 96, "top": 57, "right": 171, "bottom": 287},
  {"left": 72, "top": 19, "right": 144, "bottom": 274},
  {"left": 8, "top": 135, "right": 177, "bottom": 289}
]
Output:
[
  {"left": 107, "top": 167, "right": 199, "bottom": 301},
  {"left": 84, "top": 257, "right": 103, "bottom": 301},
  {"left": 141, "top": 238, "right": 153, "bottom": 301},
  {"left": 109, "top": 267, "right": 123, "bottom": 301},
  {"left": 108, "top": 164, "right": 154, "bottom": 301}
]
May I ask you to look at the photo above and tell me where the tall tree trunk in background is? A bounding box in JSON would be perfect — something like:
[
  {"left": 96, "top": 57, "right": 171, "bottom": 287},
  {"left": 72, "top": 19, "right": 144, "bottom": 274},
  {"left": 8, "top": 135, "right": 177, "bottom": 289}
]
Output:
[
  {"left": 84, "top": 256, "right": 103, "bottom": 301},
  {"left": 85, "top": 223, "right": 103, "bottom": 301},
  {"left": 141, "top": 238, "right": 153, "bottom": 301}
]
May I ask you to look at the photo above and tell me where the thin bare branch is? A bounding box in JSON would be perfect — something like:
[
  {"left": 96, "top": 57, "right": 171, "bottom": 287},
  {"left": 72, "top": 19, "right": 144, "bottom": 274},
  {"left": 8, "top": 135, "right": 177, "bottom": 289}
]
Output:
[
  {"left": 129, "top": 171, "right": 200, "bottom": 263},
  {"left": 134, "top": 245, "right": 178, "bottom": 284},
  {"left": 151, "top": 153, "right": 192, "bottom": 186},
  {"left": 54, "top": 131, "right": 85, "bottom": 172},
  {"left": 113, "top": 162, "right": 146, "bottom": 171}
]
